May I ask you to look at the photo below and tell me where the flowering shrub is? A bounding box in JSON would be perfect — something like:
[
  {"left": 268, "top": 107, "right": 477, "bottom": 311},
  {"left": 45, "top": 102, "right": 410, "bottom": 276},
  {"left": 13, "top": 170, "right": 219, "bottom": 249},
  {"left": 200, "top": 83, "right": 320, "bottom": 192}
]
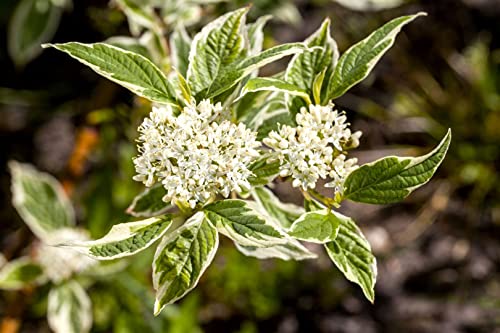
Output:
[{"left": 9, "top": 7, "right": 450, "bottom": 322}]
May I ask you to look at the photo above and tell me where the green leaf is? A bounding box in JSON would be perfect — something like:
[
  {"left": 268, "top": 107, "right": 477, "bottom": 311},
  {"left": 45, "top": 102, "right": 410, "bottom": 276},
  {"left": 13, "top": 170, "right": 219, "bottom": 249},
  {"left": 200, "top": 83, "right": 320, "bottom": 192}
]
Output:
[
  {"left": 105, "top": 36, "right": 151, "bottom": 60},
  {"left": 127, "top": 184, "right": 172, "bottom": 218},
  {"left": 327, "top": 13, "right": 426, "bottom": 100},
  {"left": 170, "top": 25, "right": 192, "bottom": 77},
  {"left": 305, "top": 201, "right": 376, "bottom": 302},
  {"left": 234, "top": 200, "right": 317, "bottom": 261},
  {"left": 204, "top": 199, "right": 286, "bottom": 247},
  {"left": 252, "top": 187, "right": 304, "bottom": 229},
  {"left": 48, "top": 281, "right": 92, "bottom": 333},
  {"left": 0, "top": 257, "right": 45, "bottom": 290},
  {"left": 247, "top": 15, "right": 272, "bottom": 56},
  {"left": 247, "top": 156, "right": 281, "bottom": 187},
  {"left": 59, "top": 215, "right": 173, "bottom": 260},
  {"left": 8, "top": 0, "right": 63, "bottom": 67},
  {"left": 153, "top": 212, "right": 218, "bottom": 314},
  {"left": 115, "top": 0, "right": 157, "bottom": 36},
  {"left": 324, "top": 218, "right": 377, "bottom": 303},
  {"left": 206, "top": 42, "right": 308, "bottom": 99},
  {"left": 235, "top": 239, "right": 316, "bottom": 261},
  {"left": 43, "top": 42, "right": 177, "bottom": 105},
  {"left": 343, "top": 129, "right": 451, "bottom": 204},
  {"left": 288, "top": 209, "right": 345, "bottom": 243},
  {"left": 285, "top": 18, "right": 338, "bottom": 105},
  {"left": 241, "top": 77, "right": 311, "bottom": 104},
  {"left": 9, "top": 161, "right": 75, "bottom": 241},
  {"left": 186, "top": 8, "right": 248, "bottom": 98}
]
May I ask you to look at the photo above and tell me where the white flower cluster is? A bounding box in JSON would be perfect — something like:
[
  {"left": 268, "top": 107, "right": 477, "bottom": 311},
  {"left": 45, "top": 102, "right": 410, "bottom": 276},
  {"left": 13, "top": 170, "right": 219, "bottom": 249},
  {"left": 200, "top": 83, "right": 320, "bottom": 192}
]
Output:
[
  {"left": 35, "top": 229, "right": 96, "bottom": 283},
  {"left": 133, "top": 100, "right": 261, "bottom": 208},
  {"left": 264, "top": 104, "right": 361, "bottom": 192}
]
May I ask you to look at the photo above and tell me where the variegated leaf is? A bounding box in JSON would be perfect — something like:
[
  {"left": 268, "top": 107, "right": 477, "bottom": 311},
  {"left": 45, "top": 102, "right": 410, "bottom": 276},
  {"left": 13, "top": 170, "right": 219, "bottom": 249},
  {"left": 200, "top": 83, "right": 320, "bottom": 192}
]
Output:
[
  {"left": 252, "top": 187, "right": 304, "bottom": 229},
  {"left": 9, "top": 161, "right": 74, "bottom": 241},
  {"left": 204, "top": 199, "right": 286, "bottom": 247},
  {"left": 59, "top": 215, "right": 173, "bottom": 260},
  {"left": 153, "top": 212, "right": 218, "bottom": 314},
  {"left": 327, "top": 13, "right": 425, "bottom": 100},
  {"left": 0, "top": 257, "right": 45, "bottom": 290},
  {"left": 170, "top": 25, "right": 192, "bottom": 77},
  {"left": 241, "top": 77, "right": 311, "bottom": 104},
  {"left": 343, "top": 129, "right": 451, "bottom": 204},
  {"left": 43, "top": 42, "right": 177, "bottom": 105},
  {"left": 127, "top": 184, "right": 172, "bottom": 218},
  {"left": 48, "top": 281, "right": 92, "bottom": 333},
  {"left": 288, "top": 209, "right": 345, "bottom": 243}
]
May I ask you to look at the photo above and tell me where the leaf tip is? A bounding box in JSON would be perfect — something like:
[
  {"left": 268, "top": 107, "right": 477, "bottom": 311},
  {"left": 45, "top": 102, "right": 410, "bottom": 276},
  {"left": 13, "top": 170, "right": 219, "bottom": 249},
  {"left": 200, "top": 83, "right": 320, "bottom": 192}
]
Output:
[{"left": 153, "top": 299, "right": 164, "bottom": 316}]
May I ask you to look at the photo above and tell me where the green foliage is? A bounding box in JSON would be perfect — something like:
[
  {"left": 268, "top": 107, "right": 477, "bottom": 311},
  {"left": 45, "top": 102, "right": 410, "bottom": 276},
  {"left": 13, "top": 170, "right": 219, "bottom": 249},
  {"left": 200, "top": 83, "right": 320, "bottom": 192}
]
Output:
[
  {"left": 126, "top": 184, "right": 172, "bottom": 218},
  {"left": 39, "top": 6, "right": 449, "bottom": 313},
  {"left": 153, "top": 212, "right": 218, "bottom": 314},
  {"left": 252, "top": 187, "right": 303, "bottom": 229},
  {"left": 326, "top": 13, "right": 426, "bottom": 100},
  {"left": 343, "top": 129, "right": 451, "bottom": 204},
  {"left": 289, "top": 209, "right": 343, "bottom": 243},
  {"left": 0, "top": 257, "right": 45, "bottom": 290},
  {"left": 43, "top": 42, "right": 178, "bottom": 105},
  {"left": 48, "top": 281, "right": 92, "bottom": 333},
  {"left": 204, "top": 199, "right": 286, "bottom": 247},
  {"left": 9, "top": 161, "right": 75, "bottom": 241},
  {"left": 324, "top": 219, "right": 376, "bottom": 303},
  {"left": 8, "top": 0, "right": 65, "bottom": 67},
  {"left": 63, "top": 216, "right": 173, "bottom": 260}
]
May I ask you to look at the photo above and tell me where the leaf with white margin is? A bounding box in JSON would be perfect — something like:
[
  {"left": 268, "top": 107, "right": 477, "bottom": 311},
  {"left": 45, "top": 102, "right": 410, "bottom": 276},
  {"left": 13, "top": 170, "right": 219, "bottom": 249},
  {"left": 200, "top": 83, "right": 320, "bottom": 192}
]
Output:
[
  {"left": 48, "top": 280, "right": 92, "bottom": 333},
  {"left": 305, "top": 200, "right": 377, "bottom": 302},
  {"left": 324, "top": 218, "right": 377, "bottom": 303},
  {"left": 105, "top": 36, "right": 151, "bottom": 59},
  {"left": 247, "top": 15, "right": 272, "bottom": 56},
  {"left": 204, "top": 199, "right": 286, "bottom": 247},
  {"left": 127, "top": 184, "right": 172, "bottom": 217},
  {"left": 234, "top": 200, "right": 316, "bottom": 261},
  {"left": 8, "top": 0, "right": 63, "bottom": 67},
  {"left": 327, "top": 13, "right": 426, "bottom": 100},
  {"left": 288, "top": 209, "right": 345, "bottom": 243},
  {"left": 205, "top": 42, "right": 309, "bottom": 99},
  {"left": 43, "top": 42, "right": 177, "bottom": 105},
  {"left": 247, "top": 156, "right": 281, "bottom": 187},
  {"left": 285, "top": 18, "right": 338, "bottom": 106},
  {"left": 153, "top": 212, "right": 218, "bottom": 315},
  {"left": 343, "top": 129, "right": 451, "bottom": 204},
  {"left": 235, "top": 240, "right": 316, "bottom": 261},
  {"left": 115, "top": 0, "right": 157, "bottom": 36},
  {"left": 252, "top": 187, "right": 304, "bottom": 229},
  {"left": 241, "top": 77, "right": 311, "bottom": 104},
  {"left": 0, "top": 257, "right": 45, "bottom": 290},
  {"left": 9, "top": 161, "right": 75, "bottom": 241},
  {"left": 170, "top": 25, "right": 192, "bottom": 77},
  {"left": 186, "top": 8, "right": 248, "bottom": 97},
  {"left": 59, "top": 215, "right": 173, "bottom": 260}
]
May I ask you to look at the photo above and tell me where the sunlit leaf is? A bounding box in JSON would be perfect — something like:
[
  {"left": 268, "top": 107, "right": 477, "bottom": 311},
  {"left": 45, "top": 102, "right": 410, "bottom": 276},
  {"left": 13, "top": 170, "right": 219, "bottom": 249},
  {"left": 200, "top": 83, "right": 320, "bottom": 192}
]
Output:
[
  {"left": 327, "top": 13, "right": 425, "bottom": 99},
  {"left": 204, "top": 199, "right": 286, "bottom": 247},
  {"left": 58, "top": 215, "right": 173, "bottom": 260},
  {"left": 343, "top": 129, "right": 451, "bottom": 204},
  {"left": 153, "top": 212, "right": 218, "bottom": 314},
  {"left": 44, "top": 42, "right": 177, "bottom": 105}
]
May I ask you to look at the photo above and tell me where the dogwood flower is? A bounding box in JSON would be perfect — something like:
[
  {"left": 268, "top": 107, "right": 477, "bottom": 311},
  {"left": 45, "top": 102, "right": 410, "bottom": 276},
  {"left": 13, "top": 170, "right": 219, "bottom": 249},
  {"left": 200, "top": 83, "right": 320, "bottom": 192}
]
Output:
[
  {"left": 263, "top": 103, "right": 361, "bottom": 192},
  {"left": 133, "top": 100, "right": 260, "bottom": 208}
]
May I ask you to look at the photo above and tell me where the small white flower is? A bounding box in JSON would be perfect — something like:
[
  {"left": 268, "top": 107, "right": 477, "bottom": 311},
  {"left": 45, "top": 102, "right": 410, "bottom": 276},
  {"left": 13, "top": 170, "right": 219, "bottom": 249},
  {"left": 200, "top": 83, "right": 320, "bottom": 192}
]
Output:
[
  {"left": 325, "top": 154, "right": 359, "bottom": 192},
  {"left": 264, "top": 103, "right": 360, "bottom": 192},
  {"left": 133, "top": 100, "right": 260, "bottom": 208},
  {"left": 35, "top": 229, "right": 96, "bottom": 283}
]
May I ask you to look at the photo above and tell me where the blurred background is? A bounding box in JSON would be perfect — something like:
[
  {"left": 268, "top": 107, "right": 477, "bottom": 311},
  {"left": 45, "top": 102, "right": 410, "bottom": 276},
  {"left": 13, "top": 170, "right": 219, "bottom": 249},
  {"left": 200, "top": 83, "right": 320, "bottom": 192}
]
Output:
[{"left": 0, "top": 0, "right": 499, "bottom": 332}]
